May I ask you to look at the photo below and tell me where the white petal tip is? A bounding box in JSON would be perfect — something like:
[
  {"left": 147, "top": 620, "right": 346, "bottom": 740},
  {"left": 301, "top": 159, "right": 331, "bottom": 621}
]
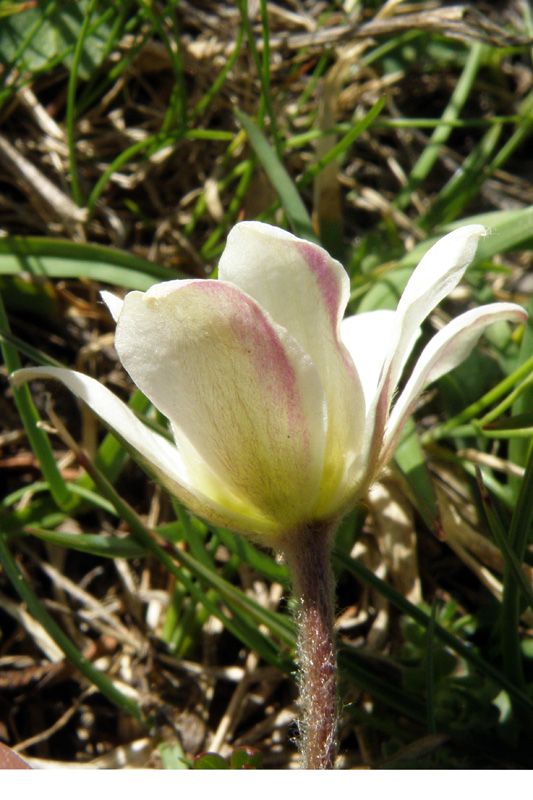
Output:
[
  {"left": 100, "top": 290, "right": 124, "bottom": 322},
  {"left": 9, "top": 368, "right": 31, "bottom": 388},
  {"left": 443, "top": 223, "right": 486, "bottom": 254}
]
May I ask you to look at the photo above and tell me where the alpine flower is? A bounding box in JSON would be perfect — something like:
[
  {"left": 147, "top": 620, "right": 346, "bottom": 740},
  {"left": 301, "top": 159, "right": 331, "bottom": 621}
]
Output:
[
  {"left": 10, "top": 221, "right": 528, "bottom": 770},
  {"left": 12, "top": 222, "right": 527, "bottom": 544}
]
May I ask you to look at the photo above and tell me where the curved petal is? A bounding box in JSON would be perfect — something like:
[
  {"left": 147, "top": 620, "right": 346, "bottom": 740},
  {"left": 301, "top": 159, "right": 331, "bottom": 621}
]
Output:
[
  {"left": 340, "top": 309, "right": 421, "bottom": 497},
  {"left": 10, "top": 366, "right": 278, "bottom": 536},
  {"left": 381, "top": 302, "right": 527, "bottom": 462},
  {"left": 341, "top": 310, "right": 397, "bottom": 409},
  {"left": 114, "top": 278, "right": 328, "bottom": 528},
  {"left": 380, "top": 225, "right": 485, "bottom": 409},
  {"left": 352, "top": 225, "right": 486, "bottom": 488},
  {"left": 218, "top": 222, "right": 349, "bottom": 352},
  {"left": 218, "top": 221, "right": 366, "bottom": 513}
]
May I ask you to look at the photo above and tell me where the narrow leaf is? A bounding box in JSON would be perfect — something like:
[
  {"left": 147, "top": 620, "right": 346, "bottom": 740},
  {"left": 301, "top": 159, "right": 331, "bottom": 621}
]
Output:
[
  {"left": 0, "top": 237, "right": 185, "bottom": 290},
  {"left": 236, "top": 108, "right": 318, "bottom": 243}
]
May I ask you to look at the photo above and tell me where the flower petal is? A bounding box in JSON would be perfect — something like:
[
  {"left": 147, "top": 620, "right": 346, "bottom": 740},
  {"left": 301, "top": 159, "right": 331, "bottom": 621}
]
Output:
[
  {"left": 352, "top": 225, "right": 486, "bottom": 487},
  {"left": 380, "top": 225, "right": 485, "bottom": 408},
  {"left": 341, "top": 310, "right": 397, "bottom": 409},
  {"left": 10, "top": 366, "right": 276, "bottom": 535},
  {"left": 382, "top": 302, "right": 528, "bottom": 462},
  {"left": 218, "top": 223, "right": 349, "bottom": 353},
  {"left": 340, "top": 308, "right": 422, "bottom": 496},
  {"left": 114, "top": 278, "right": 328, "bottom": 529},
  {"left": 218, "top": 221, "right": 366, "bottom": 513},
  {"left": 101, "top": 290, "right": 124, "bottom": 322}
]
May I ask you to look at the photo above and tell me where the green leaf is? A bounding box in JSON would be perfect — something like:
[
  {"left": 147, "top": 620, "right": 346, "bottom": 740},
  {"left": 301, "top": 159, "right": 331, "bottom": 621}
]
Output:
[
  {"left": 229, "top": 746, "right": 263, "bottom": 770},
  {"left": 158, "top": 741, "right": 189, "bottom": 770},
  {"left": 477, "top": 475, "right": 533, "bottom": 615},
  {"left": 0, "top": 237, "right": 186, "bottom": 290},
  {"left": 484, "top": 412, "right": 533, "bottom": 433},
  {"left": 476, "top": 454, "right": 533, "bottom": 692},
  {"left": 0, "top": 0, "right": 115, "bottom": 79},
  {"left": 0, "top": 292, "right": 73, "bottom": 510},
  {"left": 193, "top": 752, "right": 229, "bottom": 770},
  {"left": 26, "top": 528, "right": 147, "bottom": 559}
]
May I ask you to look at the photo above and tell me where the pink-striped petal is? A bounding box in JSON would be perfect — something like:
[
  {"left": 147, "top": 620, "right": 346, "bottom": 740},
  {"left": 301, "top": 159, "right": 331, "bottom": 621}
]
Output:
[
  {"left": 218, "top": 221, "right": 365, "bottom": 514},
  {"left": 114, "top": 278, "right": 328, "bottom": 529}
]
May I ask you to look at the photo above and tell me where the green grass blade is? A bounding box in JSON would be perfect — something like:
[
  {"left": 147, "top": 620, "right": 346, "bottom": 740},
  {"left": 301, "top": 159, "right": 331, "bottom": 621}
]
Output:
[
  {"left": 66, "top": 0, "right": 99, "bottom": 206},
  {"left": 236, "top": 0, "right": 281, "bottom": 158},
  {"left": 394, "top": 42, "right": 485, "bottom": 211},
  {"left": 177, "top": 543, "right": 295, "bottom": 647},
  {"left": 337, "top": 646, "right": 427, "bottom": 725},
  {"left": 0, "top": 292, "right": 73, "bottom": 510},
  {"left": 59, "top": 438, "right": 293, "bottom": 670},
  {"left": 477, "top": 476, "right": 533, "bottom": 614},
  {"left": 214, "top": 527, "right": 288, "bottom": 586},
  {"left": 86, "top": 135, "right": 168, "bottom": 217},
  {"left": 478, "top": 443, "right": 533, "bottom": 691},
  {"left": 424, "top": 354, "right": 533, "bottom": 444},
  {"left": 0, "top": 236, "right": 185, "bottom": 289},
  {"left": 236, "top": 108, "right": 318, "bottom": 243},
  {"left": 0, "top": 530, "right": 143, "bottom": 720},
  {"left": 332, "top": 548, "right": 533, "bottom": 716},
  {"left": 420, "top": 119, "right": 503, "bottom": 229},
  {"left": 394, "top": 418, "right": 439, "bottom": 530},
  {"left": 426, "top": 602, "right": 438, "bottom": 735},
  {"left": 299, "top": 95, "right": 386, "bottom": 187},
  {"left": 25, "top": 527, "right": 147, "bottom": 559},
  {"left": 510, "top": 294, "right": 533, "bottom": 474},
  {"left": 0, "top": 327, "right": 66, "bottom": 368},
  {"left": 191, "top": 24, "right": 244, "bottom": 120},
  {"left": 476, "top": 470, "right": 525, "bottom": 690}
]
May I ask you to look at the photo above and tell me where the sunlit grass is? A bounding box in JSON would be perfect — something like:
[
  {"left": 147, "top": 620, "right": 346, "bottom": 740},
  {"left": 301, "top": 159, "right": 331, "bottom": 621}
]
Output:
[{"left": 1, "top": 0, "right": 533, "bottom": 769}]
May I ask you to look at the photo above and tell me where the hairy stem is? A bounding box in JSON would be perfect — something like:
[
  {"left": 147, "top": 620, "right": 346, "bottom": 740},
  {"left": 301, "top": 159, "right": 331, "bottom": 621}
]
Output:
[{"left": 280, "top": 521, "right": 338, "bottom": 769}]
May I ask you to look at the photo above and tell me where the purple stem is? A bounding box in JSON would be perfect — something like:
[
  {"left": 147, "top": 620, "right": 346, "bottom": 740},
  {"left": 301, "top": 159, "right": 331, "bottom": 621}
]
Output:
[{"left": 280, "top": 521, "right": 338, "bottom": 769}]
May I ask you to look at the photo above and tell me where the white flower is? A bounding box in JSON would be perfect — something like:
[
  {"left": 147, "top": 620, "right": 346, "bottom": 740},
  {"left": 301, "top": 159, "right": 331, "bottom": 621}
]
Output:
[{"left": 11, "top": 223, "right": 527, "bottom": 541}]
